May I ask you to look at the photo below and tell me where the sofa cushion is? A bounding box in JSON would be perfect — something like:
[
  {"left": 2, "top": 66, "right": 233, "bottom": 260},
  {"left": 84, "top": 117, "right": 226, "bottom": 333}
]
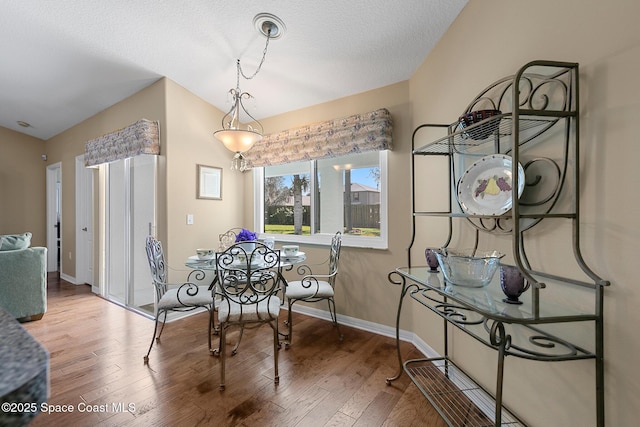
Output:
[
  {"left": 0, "top": 246, "right": 47, "bottom": 320},
  {"left": 0, "top": 232, "right": 32, "bottom": 251}
]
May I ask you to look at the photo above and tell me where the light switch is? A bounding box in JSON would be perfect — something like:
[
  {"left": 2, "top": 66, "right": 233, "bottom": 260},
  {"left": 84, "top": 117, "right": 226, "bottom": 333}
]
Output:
[{"left": 186, "top": 214, "right": 194, "bottom": 225}]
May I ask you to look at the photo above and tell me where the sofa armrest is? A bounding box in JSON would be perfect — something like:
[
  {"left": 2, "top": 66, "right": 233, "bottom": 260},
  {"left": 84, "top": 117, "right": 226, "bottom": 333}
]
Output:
[{"left": 0, "top": 247, "right": 47, "bottom": 319}]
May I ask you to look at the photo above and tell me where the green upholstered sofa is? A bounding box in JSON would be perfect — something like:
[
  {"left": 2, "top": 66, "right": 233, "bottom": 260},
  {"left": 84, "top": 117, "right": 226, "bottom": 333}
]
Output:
[{"left": 0, "top": 233, "right": 47, "bottom": 321}]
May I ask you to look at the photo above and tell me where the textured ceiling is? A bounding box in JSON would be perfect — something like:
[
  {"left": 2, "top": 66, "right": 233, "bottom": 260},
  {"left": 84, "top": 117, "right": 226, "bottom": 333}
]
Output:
[{"left": 0, "top": 0, "right": 467, "bottom": 140}]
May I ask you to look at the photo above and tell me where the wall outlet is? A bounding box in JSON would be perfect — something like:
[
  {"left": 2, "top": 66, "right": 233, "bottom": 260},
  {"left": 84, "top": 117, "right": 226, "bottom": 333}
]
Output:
[{"left": 186, "top": 214, "right": 194, "bottom": 225}]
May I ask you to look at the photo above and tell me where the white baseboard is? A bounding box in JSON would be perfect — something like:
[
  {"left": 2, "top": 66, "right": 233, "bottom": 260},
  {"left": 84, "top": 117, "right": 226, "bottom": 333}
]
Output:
[
  {"left": 60, "top": 272, "right": 77, "bottom": 284},
  {"left": 58, "top": 272, "right": 92, "bottom": 287},
  {"left": 289, "top": 304, "right": 440, "bottom": 359}
]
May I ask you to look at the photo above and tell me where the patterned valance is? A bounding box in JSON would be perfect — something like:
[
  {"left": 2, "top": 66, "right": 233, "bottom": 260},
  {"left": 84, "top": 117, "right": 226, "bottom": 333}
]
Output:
[
  {"left": 244, "top": 108, "right": 392, "bottom": 168},
  {"left": 84, "top": 119, "right": 160, "bottom": 167}
]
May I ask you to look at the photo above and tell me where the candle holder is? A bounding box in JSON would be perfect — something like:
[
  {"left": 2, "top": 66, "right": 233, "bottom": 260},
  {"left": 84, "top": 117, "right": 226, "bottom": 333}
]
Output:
[
  {"left": 425, "top": 248, "right": 440, "bottom": 272},
  {"left": 500, "top": 265, "right": 530, "bottom": 305}
]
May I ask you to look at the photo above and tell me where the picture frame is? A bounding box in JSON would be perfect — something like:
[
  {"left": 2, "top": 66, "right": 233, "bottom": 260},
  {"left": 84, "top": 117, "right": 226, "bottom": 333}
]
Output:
[{"left": 197, "top": 164, "right": 222, "bottom": 200}]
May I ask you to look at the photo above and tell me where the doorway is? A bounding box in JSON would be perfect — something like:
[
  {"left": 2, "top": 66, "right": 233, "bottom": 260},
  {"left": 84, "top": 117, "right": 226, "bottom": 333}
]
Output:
[{"left": 46, "top": 163, "right": 61, "bottom": 275}]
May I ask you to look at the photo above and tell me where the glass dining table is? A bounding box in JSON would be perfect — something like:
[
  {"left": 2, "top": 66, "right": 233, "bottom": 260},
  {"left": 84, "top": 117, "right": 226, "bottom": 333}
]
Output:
[
  {"left": 184, "top": 247, "right": 307, "bottom": 283},
  {"left": 185, "top": 248, "right": 307, "bottom": 293}
]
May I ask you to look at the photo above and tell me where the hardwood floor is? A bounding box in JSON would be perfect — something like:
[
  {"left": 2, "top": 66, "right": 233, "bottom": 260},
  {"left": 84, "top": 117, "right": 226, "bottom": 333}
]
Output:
[{"left": 21, "top": 274, "right": 447, "bottom": 427}]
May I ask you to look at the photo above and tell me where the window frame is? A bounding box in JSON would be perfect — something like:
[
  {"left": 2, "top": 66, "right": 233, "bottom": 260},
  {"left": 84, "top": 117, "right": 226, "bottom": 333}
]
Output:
[{"left": 253, "top": 150, "right": 388, "bottom": 249}]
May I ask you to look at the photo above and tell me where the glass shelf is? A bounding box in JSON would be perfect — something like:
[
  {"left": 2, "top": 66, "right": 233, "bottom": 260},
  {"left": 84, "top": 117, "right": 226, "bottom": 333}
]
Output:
[
  {"left": 392, "top": 267, "right": 597, "bottom": 362},
  {"left": 396, "top": 266, "right": 598, "bottom": 323}
]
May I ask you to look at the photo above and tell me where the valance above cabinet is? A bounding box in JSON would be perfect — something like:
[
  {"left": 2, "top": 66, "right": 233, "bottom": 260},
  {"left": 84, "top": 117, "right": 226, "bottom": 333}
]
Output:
[{"left": 84, "top": 119, "right": 160, "bottom": 167}]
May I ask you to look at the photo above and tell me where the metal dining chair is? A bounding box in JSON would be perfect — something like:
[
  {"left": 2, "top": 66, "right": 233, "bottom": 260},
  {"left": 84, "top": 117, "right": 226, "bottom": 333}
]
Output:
[
  {"left": 285, "top": 231, "right": 343, "bottom": 346},
  {"left": 144, "top": 235, "right": 216, "bottom": 363},
  {"left": 212, "top": 241, "right": 282, "bottom": 390},
  {"left": 217, "top": 227, "right": 244, "bottom": 252}
]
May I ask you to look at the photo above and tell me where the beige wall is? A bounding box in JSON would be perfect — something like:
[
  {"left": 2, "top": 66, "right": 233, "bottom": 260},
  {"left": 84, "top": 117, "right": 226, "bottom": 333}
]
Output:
[
  {"left": 408, "top": 0, "right": 640, "bottom": 425},
  {"left": 163, "top": 79, "right": 244, "bottom": 280},
  {"left": 40, "top": 77, "right": 245, "bottom": 282},
  {"left": 46, "top": 79, "right": 166, "bottom": 278},
  {"left": 257, "top": 81, "right": 414, "bottom": 328},
  {"left": 0, "top": 127, "right": 46, "bottom": 245},
  {"left": 38, "top": 76, "right": 242, "bottom": 283}
]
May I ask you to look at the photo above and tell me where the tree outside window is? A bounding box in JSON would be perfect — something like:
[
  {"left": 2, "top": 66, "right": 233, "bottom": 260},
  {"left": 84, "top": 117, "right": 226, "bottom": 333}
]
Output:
[{"left": 259, "top": 151, "right": 386, "bottom": 247}]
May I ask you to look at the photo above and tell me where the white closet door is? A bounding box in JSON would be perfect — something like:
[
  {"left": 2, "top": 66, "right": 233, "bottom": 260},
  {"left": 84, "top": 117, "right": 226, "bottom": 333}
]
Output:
[
  {"left": 130, "top": 155, "right": 156, "bottom": 308},
  {"left": 105, "top": 156, "right": 156, "bottom": 309},
  {"left": 107, "top": 159, "right": 127, "bottom": 304}
]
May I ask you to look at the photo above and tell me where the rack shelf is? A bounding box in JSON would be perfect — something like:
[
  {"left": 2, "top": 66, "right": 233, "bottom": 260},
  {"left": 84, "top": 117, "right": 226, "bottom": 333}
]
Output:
[
  {"left": 405, "top": 358, "right": 524, "bottom": 427},
  {"left": 412, "top": 115, "right": 559, "bottom": 156},
  {"left": 387, "top": 60, "right": 608, "bottom": 427}
]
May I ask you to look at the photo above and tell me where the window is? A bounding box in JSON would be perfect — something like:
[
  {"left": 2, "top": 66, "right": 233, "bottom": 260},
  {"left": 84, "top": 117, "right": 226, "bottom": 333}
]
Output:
[{"left": 254, "top": 151, "right": 388, "bottom": 249}]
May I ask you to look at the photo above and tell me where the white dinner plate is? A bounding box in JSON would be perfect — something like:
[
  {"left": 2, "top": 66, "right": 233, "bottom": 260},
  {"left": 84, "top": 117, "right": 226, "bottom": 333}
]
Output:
[
  {"left": 229, "top": 258, "right": 265, "bottom": 269},
  {"left": 457, "top": 154, "right": 525, "bottom": 216},
  {"left": 187, "top": 255, "right": 213, "bottom": 262}
]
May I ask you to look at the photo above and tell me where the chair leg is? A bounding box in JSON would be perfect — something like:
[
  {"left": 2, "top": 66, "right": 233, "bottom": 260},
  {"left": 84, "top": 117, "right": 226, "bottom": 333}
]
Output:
[
  {"left": 212, "top": 299, "right": 220, "bottom": 335},
  {"left": 231, "top": 325, "right": 245, "bottom": 356},
  {"left": 207, "top": 306, "right": 214, "bottom": 355},
  {"left": 285, "top": 299, "right": 295, "bottom": 348},
  {"left": 156, "top": 310, "right": 168, "bottom": 340},
  {"left": 327, "top": 298, "right": 343, "bottom": 341},
  {"left": 219, "top": 323, "right": 227, "bottom": 391},
  {"left": 144, "top": 311, "right": 163, "bottom": 364},
  {"left": 273, "top": 321, "right": 280, "bottom": 385},
  {"left": 212, "top": 314, "right": 222, "bottom": 357}
]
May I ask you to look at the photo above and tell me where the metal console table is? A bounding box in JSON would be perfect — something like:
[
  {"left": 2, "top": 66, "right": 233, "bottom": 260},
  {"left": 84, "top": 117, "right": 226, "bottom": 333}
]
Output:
[{"left": 386, "top": 61, "right": 609, "bottom": 426}]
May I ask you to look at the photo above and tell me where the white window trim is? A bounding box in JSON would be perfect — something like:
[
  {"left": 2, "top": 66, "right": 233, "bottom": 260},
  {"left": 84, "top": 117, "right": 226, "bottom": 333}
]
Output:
[{"left": 253, "top": 151, "right": 388, "bottom": 249}]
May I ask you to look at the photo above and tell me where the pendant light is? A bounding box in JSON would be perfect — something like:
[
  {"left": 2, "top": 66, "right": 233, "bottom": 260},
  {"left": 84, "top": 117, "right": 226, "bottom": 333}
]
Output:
[{"left": 214, "top": 13, "right": 285, "bottom": 171}]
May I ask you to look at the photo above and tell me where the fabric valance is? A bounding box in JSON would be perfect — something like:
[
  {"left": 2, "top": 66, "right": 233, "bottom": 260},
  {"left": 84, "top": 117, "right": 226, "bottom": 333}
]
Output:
[
  {"left": 244, "top": 108, "right": 392, "bottom": 168},
  {"left": 84, "top": 119, "right": 160, "bottom": 167}
]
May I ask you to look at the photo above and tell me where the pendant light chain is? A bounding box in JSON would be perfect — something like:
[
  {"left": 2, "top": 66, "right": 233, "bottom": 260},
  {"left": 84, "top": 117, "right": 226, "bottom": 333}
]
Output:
[{"left": 238, "top": 27, "right": 272, "bottom": 82}]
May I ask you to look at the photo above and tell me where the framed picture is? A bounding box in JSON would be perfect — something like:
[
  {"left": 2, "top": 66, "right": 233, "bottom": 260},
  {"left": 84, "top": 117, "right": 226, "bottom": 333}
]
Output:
[{"left": 197, "top": 164, "right": 222, "bottom": 200}]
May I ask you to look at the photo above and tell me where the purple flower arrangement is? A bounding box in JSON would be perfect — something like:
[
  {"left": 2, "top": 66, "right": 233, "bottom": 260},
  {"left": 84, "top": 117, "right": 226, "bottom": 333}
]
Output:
[{"left": 235, "top": 228, "right": 257, "bottom": 242}]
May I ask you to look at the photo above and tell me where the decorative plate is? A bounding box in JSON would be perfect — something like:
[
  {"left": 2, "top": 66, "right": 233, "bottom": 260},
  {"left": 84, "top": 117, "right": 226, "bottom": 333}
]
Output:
[{"left": 457, "top": 154, "right": 525, "bottom": 216}]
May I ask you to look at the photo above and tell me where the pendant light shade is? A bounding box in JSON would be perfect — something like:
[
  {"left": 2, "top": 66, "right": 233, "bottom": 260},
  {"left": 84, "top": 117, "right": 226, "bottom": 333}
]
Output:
[{"left": 214, "top": 129, "right": 262, "bottom": 153}]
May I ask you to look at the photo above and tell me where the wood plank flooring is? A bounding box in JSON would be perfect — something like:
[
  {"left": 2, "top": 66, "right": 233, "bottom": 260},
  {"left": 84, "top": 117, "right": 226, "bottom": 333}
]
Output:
[{"left": 21, "top": 275, "right": 447, "bottom": 427}]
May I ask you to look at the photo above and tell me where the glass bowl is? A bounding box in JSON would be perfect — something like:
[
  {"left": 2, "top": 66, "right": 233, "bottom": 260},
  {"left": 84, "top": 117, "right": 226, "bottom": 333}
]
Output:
[{"left": 434, "top": 248, "right": 505, "bottom": 287}]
